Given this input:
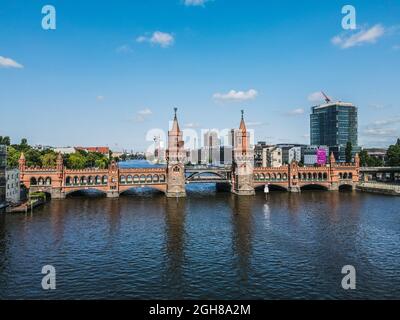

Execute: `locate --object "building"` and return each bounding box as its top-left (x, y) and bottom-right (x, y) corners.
top-left (6, 169), bottom-right (20, 204)
top-left (254, 141), bottom-right (267, 167)
top-left (310, 99), bottom-right (358, 162)
top-left (53, 147), bottom-right (76, 155)
top-left (0, 145), bottom-right (7, 212)
top-left (203, 130), bottom-right (221, 165)
top-left (276, 144), bottom-right (306, 164)
top-left (303, 145), bottom-right (329, 166)
top-left (288, 146), bottom-right (302, 164)
top-left (75, 146), bottom-right (110, 158)
top-left (364, 148), bottom-right (387, 164)
top-left (219, 146), bottom-right (233, 165)
top-left (263, 146), bottom-right (282, 168)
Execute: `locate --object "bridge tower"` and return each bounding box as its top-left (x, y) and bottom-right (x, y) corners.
top-left (52, 152), bottom-right (66, 199)
top-left (107, 160), bottom-right (119, 198)
top-left (231, 110), bottom-right (255, 196)
top-left (166, 108), bottom-right (186, 198)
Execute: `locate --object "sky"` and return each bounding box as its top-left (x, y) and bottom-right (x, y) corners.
top-left (1, 0), bottom-right (400, 151)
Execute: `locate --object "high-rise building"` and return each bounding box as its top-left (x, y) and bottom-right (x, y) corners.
top-left (310, 100), bottom-right (358, 162)
top-left (0, 145), bottom-right (7, 212)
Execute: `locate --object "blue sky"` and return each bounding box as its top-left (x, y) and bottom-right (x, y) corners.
top-left (1, 0), bottom-right (400, 151)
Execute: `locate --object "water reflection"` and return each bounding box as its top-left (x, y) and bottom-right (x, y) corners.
top-left (0, 188), bottom-right (399, 299)
top-left (230, 196), bottom-right (253, 284)
top-left (163, 198), bottom-right (186, 297)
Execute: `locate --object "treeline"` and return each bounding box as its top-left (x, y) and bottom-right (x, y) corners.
top-left (359, 138), bottom-right (400, 167)
top-left (0, 137), bottom-right (110, 170)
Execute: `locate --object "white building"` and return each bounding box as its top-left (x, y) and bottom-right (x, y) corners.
top-left (288, 147), bottom-right (302, 163)
top-left (263, 146), bottom-right (282, 167)
top-left (53, 147), bottom-right (76, 155)
top-left (6, 169), bottom-right (20, 204)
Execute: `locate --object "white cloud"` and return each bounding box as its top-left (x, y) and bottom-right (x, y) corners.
top-left (116, 45), bottom-right (133, 54)
top-left (246, 121), bottom-right (266, 127)
top-left (308, 91), bottom-right (325, 103)
top-left (286, 108), bottom-right (305, 116)
top-left (363, 128), bottom-right (397, 137)
top-left (0, 56), bottom-right (23, 68)
top-left (331, 24), bottom-right (385, 49)
top-left (371, 117), bottom-right (400, 126)
top-left (134, 108), bottom-right (153, 122)
top-left (183, 0), bottom-right (210, 6)
top-left (96, 95), bottom-right (105, 101)
top-left (213, 89), bottom-right (258, 102)
top-left (138, 108), bottom-right (153, 116)
top-left (136, 31), bottom-right (175, 48)
top-left (184, 122), bottom-right (200, 128)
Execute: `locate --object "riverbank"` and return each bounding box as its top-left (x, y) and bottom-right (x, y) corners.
top-left (357, 182), bottom-right (400, 196)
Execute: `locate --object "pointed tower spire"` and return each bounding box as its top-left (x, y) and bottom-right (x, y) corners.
top-left (330, 152), bottom-right (336, 164)
top-left (239, 109), bottom-right (247, 132)
top-left (19, 152), bottom-right (26, 172)
top-left (171, 107), bottom-right (180, 133)
top-left (354, 152), bottom-right (360, 167)
top-left (56, 152), bottom-right (64, 171)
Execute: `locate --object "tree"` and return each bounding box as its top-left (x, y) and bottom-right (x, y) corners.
top-left (95, 158), bottom-right (108, 169)
top-left (66, 152), bottom-right (87, 169)
top-left (41, 152), bottom-right (57, 167)
top-left (25, 148), bottom-right (42, 167)
top-left (345, 141), bottom-right (353, 163)
top-left (0, 136), bottom-right (11, 146)
top-left (6, 146), bottom-right (20, 169)
top-left (386, 142), bottom-right (400, 167)
top-left (359, 149), bottom-right (368, 167)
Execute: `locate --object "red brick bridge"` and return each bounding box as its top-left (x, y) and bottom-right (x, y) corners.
top-left (18, 110), bottom-right (360, 198)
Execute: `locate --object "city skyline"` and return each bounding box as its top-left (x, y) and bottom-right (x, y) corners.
top-left (1, 0), bottom-right (400, 150)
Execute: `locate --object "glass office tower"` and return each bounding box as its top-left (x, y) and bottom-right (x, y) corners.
top-left (310, 102), bottom-right (358, 162)
top-left (0, 145), bottom-right (6, 212)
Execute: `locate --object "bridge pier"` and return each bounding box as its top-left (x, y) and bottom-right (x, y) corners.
top-left (289, 186), bottom-right (301, 193)
top-left (51, 189), bottom-right (66, 199)
top-left (107, 191), bottom-right (120, 198)
top-left (329, 183), bottom-right (339, 191)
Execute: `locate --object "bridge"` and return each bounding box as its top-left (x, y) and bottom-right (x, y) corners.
top-left (19, 109), bottom-right (362, 198)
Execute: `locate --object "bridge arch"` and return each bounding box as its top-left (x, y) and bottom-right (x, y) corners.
top-left (300, 184), bottom-right (329, 191)
top-left (119, 185), bottom-right (166, 196)
top-left (255, 184), bottom-right (288, 192)
top-left (186, 171), bottom-right (226, 182)
top-left (65, 188), bottom-right (107, 198)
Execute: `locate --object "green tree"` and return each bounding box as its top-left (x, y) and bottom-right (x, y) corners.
top-left (95, 158), bottom-right (108, 169)
top-left (25, 148), bottom-right (42, 167)
top-left (41, 152), bottom-right (57, 167)
top-left (6, 146), bottom-right (20, 169)
top-left (0, 136), bottom-right (11, 145)
top-left (67, 152), bottom-right (87, 169)
top-left (386, 141), bottom-right (400, 167)
top-left (345, 141), bottom-right (353, 163)
top-left (359, 149), bottom-right (368, 167)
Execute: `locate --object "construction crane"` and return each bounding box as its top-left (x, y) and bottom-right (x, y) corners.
top-left (321, 91), bottom-right (332, 103)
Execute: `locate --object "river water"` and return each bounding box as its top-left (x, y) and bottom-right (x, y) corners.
top-left (0, 161), bottom-right (399, 299)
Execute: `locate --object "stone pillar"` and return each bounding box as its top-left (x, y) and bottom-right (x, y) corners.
top-left (51, 189), bottom-right (66, 199)
top-left (166, 108), bottom-right (186, 198)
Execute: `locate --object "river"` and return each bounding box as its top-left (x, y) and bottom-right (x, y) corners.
top-left (0, 161), bottom-right (399, 299)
